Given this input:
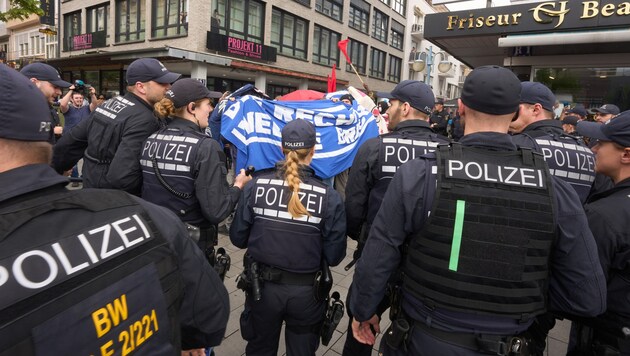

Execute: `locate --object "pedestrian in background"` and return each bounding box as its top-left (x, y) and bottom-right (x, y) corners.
top-left (230, 119), bottom-right (346, 356)
top-left (0, 64), bottom-right (229, 356)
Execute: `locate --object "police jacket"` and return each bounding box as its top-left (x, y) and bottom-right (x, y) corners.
top-left (49, 106), bottom-right (61, 144)
top-left (52, 92), bottom-right (161, 196)
top-left (585, 177), bottom-right (630, 321)
top-left (512, 120), bottom-right (596, 203)
top-left (140, 117), bottom-right (241, 228)
top-left (350, 132), bottom-right (606, 335)
top-left (230, 165), bottom-right (347, 273)
top-left (345, 120), bottom-right (448, 240)
top-left (0, 164), bottom-right (230, 354)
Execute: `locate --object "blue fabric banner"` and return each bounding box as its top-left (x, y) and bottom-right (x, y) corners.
top-left (221, 95), bottom-right (379, 179)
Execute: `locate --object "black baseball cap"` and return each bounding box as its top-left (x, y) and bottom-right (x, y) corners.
top-left (576, 110), bottom-right (630, 147)
top-left (166, 78), bottom-right (222, 108)
top-left (340, 94), bottom-right (353, 103)
top-left (435, 99), bottom-right (444, 105)
top-left (562, 115), bottom-right (579, 126)
top-left (592, 104), bottom-right (620, 115)
top-left (282, 119), bottom-right (316, 150)
top-left (461, 65), bottom-right (520, 115)
top-left (0, 64), bottom-right (52, 141)
top-left (126, 58), bottom-right (181, 84)
top-left (520, 81), bottom-right (555, 112)
top-left (568, 105), bottom-right (588, 117)
top-left (20, 62), bottom-right (72, 88)
top-left (376, 80), bottom-right (434, 114)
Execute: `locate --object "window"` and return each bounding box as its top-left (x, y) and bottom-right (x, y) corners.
top-left (390, 20), bottom-right (403, 50)
top-left (388, 55), bottom-right (401, 82)
top-left (379, 0), bottom-right (389, 5)
top-left (294, 0), bottom-right (310, 6)
top-left (392, 0), bottom-right (406, 16)
top-left (372, 9), bottom-right (388, 43)
top-left (215, 0), bottom-right (264, 43)
top-left (271, 8), bottom-right (308, 59)
top-left (315, 0), bottom-right (342, 21)
top-left (87, 3), bottom-right (109, 33)
top-left (348, 0), bottom-right (369, 34)
top-left (116, 0), bottom-right (145, 42)
top-left (346, 39), bottom-right (367, 74)
top-left (370, 48), bottom-right (386, 79)
top-left (152, 0), bottom-right (188, 37)
top-left (313, 25), bottom-right (340, 66)
top-left (63, 11), bottom-right (81, 51)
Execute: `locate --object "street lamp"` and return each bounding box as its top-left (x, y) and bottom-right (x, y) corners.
top-left (411, 46), bottom-right (453, 84)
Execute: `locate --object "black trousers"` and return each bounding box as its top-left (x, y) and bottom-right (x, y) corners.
top-left (342, 285), bottom-right (391, 356)
top-left (241, 282), bottom-right (325, 356)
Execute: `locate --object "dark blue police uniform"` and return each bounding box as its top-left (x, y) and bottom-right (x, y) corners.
top-left (140, 117), bottom-right (241, 246)
top-left (350, 132), bottom-right (607, 355)
top-left (53, 92), bottom-right (161, 195)
top-left (512, 120), bottom-right (596, 203)
top-left (230, 165), bottom-right (346, 356)
top-left (0, 164), bottom-right (230, 355)
top-left (343, 119), bottom-right (448, 355)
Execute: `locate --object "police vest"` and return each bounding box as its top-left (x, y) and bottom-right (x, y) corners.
top-left (403, 144), bottom-right (556, 321)
top-left (0, 189), bottom-right (183, 356)
top-left (246, 171), bottom-right (328, 273)
top-left (527, 131), bottom-right (595, 203)
top-left (140, 127), bottom-right (205, 225)
top-left (369, 131), bottom-right (443, 223)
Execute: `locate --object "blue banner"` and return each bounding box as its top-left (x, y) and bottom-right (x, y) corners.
top-left (221, 95), bottom-right (379, 179)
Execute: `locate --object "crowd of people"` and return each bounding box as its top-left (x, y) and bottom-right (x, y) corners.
top-left (1, 58), bottom-right (629, 356)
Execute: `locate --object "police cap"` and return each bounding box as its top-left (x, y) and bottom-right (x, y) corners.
top-left (577, 110), bottom-right (630, 147)
top-left (592, 104), bottom-right (620, 115)
top-left (0, 64), bottom-right (51, 141)
top-left (166, 78), bottom-right (222, 108)
top-left (20, 62), bottom-right (72, 88)
top-left (126, 58), bottom-right (181, 85)
top-left (461, 65), bottom-right (521, 115)
top-left (376, 80), bottom-right (434, 114)
top-left (520, 82), bottom-right (555, 112)
top-left (282, 119), bottom-right (316, 150)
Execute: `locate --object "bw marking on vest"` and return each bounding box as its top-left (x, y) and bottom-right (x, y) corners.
top-left (447, 160), bottom-right (545, 188)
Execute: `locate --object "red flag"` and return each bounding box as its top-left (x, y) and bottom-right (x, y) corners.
top-left (327, 63), bottom-right (337, 93)
top-left (337, 39), bottom-right (351, 64)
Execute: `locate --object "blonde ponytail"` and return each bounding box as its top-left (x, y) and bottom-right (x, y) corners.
top-left (282, 148), bottom-right (312, 218)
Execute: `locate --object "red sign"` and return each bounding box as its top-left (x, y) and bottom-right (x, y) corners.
top-left (73, 34), bottom-right (93, 50)
top-left (227, 37), bottom-right (263, 59)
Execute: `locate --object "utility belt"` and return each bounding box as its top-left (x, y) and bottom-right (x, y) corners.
top-left (186, 224), bottom-right (229, 281)
top-left (83, 151), bottom-right (111, 165)
top-left (385, 314), bottom-right (532, 355)
top-left (258, 264), bottom-right (318, 286)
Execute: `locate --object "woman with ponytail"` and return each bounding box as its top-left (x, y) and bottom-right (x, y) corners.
top-left (230, 119), bottom-right (347, 356)
top-left (139, 77), bottom-right (251, 254)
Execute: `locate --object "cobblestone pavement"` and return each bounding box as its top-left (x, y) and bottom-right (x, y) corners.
top-left (213, 233), bottom-right (570, 356)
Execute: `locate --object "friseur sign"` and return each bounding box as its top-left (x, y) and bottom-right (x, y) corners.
top-left (206, 32), bottom-right (277, 62)
top-left (425, 1), bottom-right (630, 38)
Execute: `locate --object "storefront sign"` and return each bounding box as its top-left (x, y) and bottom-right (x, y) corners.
top-left (39, 0), bottom-right (55, 26)
top-left (67, 31), bottom-right (106, 51)
top-left (206, 32), bottom-right (277, 62)
top-left (426, 1), bottom-right (630, 38)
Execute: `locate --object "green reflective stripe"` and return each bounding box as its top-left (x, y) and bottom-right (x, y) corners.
top-left (449, 200), bottom-right (466, 271)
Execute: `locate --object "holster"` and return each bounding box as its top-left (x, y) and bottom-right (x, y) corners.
top-left (314, 259), bottom-right (333, 302)
top-left (384, 318), bottom-right (411, 351)
top-left (320, 291), bottom-right (344, 346)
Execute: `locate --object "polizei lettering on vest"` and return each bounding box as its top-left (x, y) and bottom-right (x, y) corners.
top-left (446, 160), bottom-right (545, 188)
top-left (384, 144), bottom-right (431, 164)
top-left (142, 140), bottom-right (193, 162)
top-left (0, 214), bottom-right (151, 298)
top-left (539, 145), bottom-right (595, 173)
top-left (254, 186), bottom-right (323, 215)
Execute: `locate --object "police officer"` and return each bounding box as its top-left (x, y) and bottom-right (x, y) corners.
top-left (140, 78), bottom-right (251, 253)
top-left (0, 64), bottom-right (229, 355)
top-left (342, 80), bottom-right (448, 356)
top-left (230, 119), bottom-right (347, 356)
top-left (511, 81), bottom-right (596, 203)
top-left (429, 98), bottom-right (450, 136)
top-left (567, 113), bottom-right (630, 355)
top-left (20, 62), bottom-right (72, 143)
top-left (52, 58), bottom-right (181, 195)
top-left (350, 66), bottom-right (607, 355)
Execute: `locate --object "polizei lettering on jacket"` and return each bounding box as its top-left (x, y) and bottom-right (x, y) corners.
top-left (382, 138), bottom-right (439, 173)
top-left (142, 134), bottom-right (198, 162)
top-left (253, 178), bottom-right (325, 224)
top-left (447, 160), bottom-right (546, 189)
top-left (536, 139), bottom-right (595, 183)
top-left (0, 214), bottom-right (152, 308)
